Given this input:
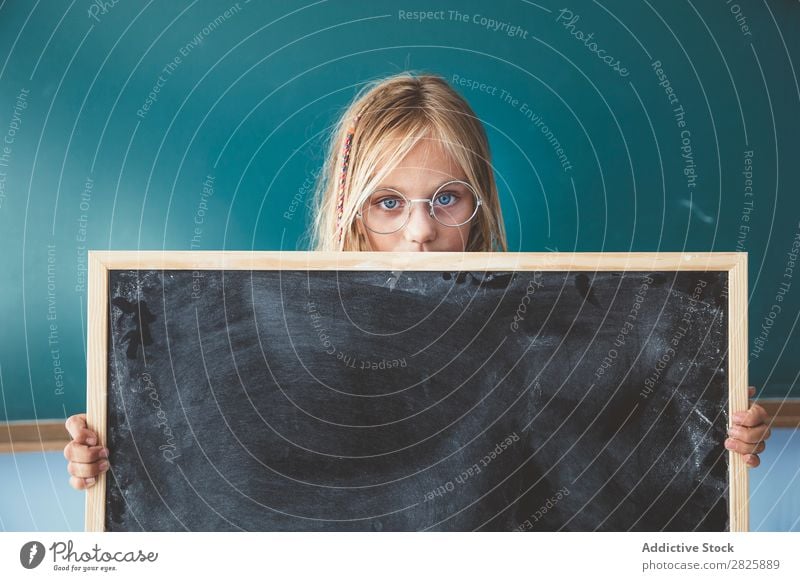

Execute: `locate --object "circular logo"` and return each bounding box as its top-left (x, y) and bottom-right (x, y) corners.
top-left (20, 541), bottom-right (45, 569)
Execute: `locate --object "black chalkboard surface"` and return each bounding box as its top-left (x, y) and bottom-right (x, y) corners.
top-left (85, 252), bottom-right (748, 532)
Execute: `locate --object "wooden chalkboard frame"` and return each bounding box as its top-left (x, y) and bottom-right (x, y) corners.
top-left (85, 251), bottom-right (749, 532)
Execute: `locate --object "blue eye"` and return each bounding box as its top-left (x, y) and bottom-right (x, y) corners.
top-left (434, 192), bottom-right (458, 206)
top-left (376, 196), bottom-right (403, 211)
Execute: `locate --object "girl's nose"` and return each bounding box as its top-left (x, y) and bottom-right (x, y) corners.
top-left (403, 202), bottom-right (437, 245)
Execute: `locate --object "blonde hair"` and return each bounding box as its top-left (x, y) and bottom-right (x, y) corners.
top-left (306, 71), bottom-right (508, 252)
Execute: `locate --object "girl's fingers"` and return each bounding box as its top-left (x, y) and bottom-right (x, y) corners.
top-left (64, 414), bottom-right (98, 446)
top-left (67, 459), bottom-right (109, 479)
top-left (744, 454), bottom-right (761, 468)
top-left (63, 441), bottom-right (108, 463)
top-left (69, 476), bottom-right (97, 490)
top-left (725, 438), bottom-right (766, 456)
top-left (64, 414), bottom-right (107, 489)
top-left (731, 404), bottom-right (769, 428)
top-left (727, 423), bottom-right (771, 444)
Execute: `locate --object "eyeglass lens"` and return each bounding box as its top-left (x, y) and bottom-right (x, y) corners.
top-left (359, 181), bottom-right (480, 234)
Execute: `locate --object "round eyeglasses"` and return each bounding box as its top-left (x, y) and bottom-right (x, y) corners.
top-left (356, 180), bottom-right (483, 235)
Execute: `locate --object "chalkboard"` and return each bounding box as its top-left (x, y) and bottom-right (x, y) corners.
top-left (85, 251), bottom-right (748, 531)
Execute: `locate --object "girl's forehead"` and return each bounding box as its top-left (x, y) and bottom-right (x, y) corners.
top-left (377, 138), bottom-right (467, 185)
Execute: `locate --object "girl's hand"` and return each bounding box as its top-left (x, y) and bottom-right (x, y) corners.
top-left (725, 386), bottom-right (772, 468)
top-left (64, 413), bottom-right (109, 489)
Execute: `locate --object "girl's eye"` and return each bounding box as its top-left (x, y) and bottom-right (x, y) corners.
top-left (434, 191), bottom-right (459, 206)
top-left (374, 196), bottom-right (404, 211)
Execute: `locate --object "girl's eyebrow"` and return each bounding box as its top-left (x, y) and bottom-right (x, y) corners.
top-left (376, 179), bottom-right (470, 191)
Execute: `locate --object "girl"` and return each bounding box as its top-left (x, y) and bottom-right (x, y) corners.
top-left (64, 71), bottom-right (771, 491)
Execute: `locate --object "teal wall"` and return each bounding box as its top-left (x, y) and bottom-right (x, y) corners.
top-left (0, 0), bottom-right (799, 422)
